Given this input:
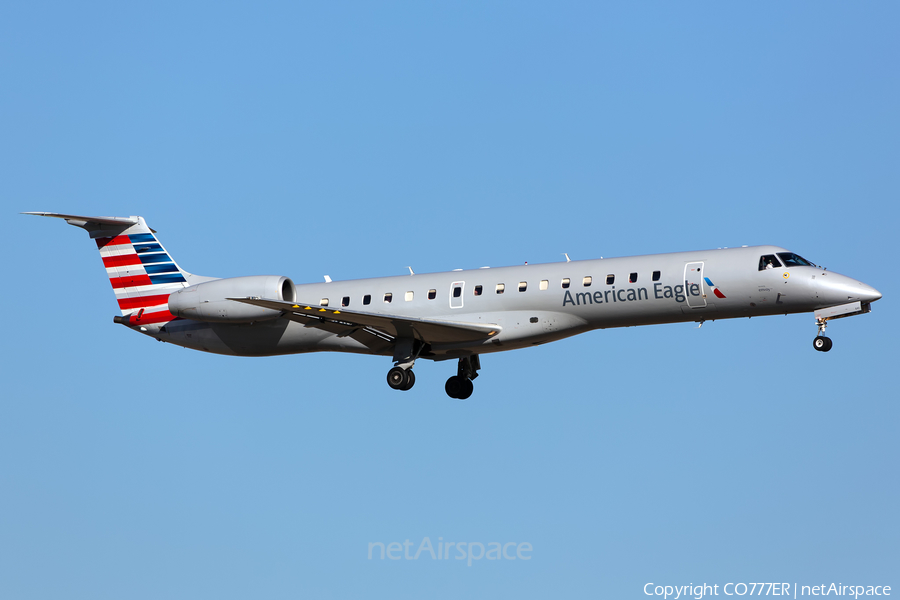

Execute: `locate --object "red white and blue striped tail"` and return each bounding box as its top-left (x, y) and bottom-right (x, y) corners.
top-left (24, 212), bottom-right (192, 325)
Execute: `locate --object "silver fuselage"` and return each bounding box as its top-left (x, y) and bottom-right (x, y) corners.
top-left (151, 245), bottom-right (881, 359)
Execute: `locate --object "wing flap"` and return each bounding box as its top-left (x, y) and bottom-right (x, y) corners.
top-left (228, 297), bottom-right (501, 344)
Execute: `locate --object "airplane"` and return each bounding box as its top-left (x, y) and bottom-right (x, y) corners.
top-left (25, 212), bottom-right (882, 399)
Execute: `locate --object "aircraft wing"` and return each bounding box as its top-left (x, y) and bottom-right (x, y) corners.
top-left (227, 297), bottom-right (501, 345)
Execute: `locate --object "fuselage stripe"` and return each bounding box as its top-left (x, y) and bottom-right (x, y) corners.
top-left (130, 309), bottom-right (179, 325)
top-left (149, 273), bottom-right (187, 284)
top-left (144, 263), bottom-right (179, 274)
top-left (134, 243), bottom-right (163, 253)
top-left (95, 235), bottom-right (131, 248)
top-left (138, 253), bottom-right (172, 264)
top-left (117, 294), bottom-right (172, 310)
top-left (128, 233), bottom-right (157, 243)
top-left (110, 274), bottom-right (153, 289)
top-left (102, 254), bottom-right (143, 268)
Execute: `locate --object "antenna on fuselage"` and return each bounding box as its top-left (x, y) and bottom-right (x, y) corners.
top-left (563, 253), bottom-right (571, 263)
top-left (324, 275), bottom-right (332, 283)
top-left (407, 266), bottom-right (415, 275)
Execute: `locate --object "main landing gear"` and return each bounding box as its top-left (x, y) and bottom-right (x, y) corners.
top-left (386, 338), bottom-right (421, 391)
top-left (813, 317), bottom-right (833, 352)
top-left (384, 341), bottom-right (481, 398)
top-left (387, 366), bottom-right (416, 391)
top-left (445, 355), bottom-right (480, 400)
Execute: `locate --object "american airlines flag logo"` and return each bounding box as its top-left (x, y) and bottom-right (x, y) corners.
top-left (96, 232), bottom-right (186, 324)
top-left (704, 277), bottom-right (726, 299)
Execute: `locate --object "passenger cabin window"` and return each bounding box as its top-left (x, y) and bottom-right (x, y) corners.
top-left (384, 293), bottom-right (393, 303)
top-left (629, 272), bottom-right (638, 283)
top-left (561, 278), bottom-right (570, 289)
top-left (583, 276), bottom-right (592, 287)
top-left (540, 280), bottom-right (549, 290)
top-left (363, 294), bottom-right (371, 305)
top-left (652, 271), bottom-right (661, 282)
top-left (777, 252), bottom-right (815, 268)
top-left (606, 274), bottom-right (615, 285)
top-left (428, 289), bottom-right (436, 300)
top-left (405, 291), bottom-right (414, 301)
top-left (474, 285), bottom-right (483, 296)
top-left (496, 283), bottom-right (505, 294)
top-left (453, 287), bottom-right (462, 298)
top-left (341, 296), bottom-right (350, 307)
top-left (759, 255), bottom-right (782, 271)
top-left (320, 298), bottom-right (329, 306)
top-left (519, 281), bottom-right (527, 292)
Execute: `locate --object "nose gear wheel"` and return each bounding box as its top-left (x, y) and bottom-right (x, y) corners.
top-left (813, 318), bottom-right (833, 352)
top-left (813, 336), bottom-right (832, 352)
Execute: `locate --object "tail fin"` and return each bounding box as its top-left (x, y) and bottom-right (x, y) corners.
top-left (25, 212), bottom-right (201, 325)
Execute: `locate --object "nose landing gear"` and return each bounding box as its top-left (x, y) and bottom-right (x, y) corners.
top-left (445, 355), bottom-right (480, 399)
top-left (813, 336), bottom-right (833, 352)
top-left (813, 317), bottom-right (833, 352)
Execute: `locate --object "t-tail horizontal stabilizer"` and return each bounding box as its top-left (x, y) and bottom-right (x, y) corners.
top-left (22, 212), bottom-right (156, 233)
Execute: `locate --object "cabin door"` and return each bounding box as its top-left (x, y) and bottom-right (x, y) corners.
top-left (684, 262), bottom-right (707, 308)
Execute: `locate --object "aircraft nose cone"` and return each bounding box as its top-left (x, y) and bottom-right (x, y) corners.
top-left (846, 278), bottom-right (882, 303)
top-left (818, 273), bottom-right (882, 304)
top-left (860, 283), bottom-right (882, 303)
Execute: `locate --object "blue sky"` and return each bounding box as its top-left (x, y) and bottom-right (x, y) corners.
top-left (1, 2), bottom-right (897, 598)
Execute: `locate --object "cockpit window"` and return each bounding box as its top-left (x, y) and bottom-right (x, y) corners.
top-left (777, 252), bottom-right (815, 267)
top-left (759, 255), bottom-right (782, 271)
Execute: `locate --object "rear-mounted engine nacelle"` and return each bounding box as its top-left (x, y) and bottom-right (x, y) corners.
top-left (168, 275), bottom-right (296, 323)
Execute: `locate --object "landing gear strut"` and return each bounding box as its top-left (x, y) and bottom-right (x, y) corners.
top-left (446, 355), bottom-right (480, 399)
top-left (813, 318), bottom-right (833, 352)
